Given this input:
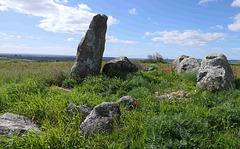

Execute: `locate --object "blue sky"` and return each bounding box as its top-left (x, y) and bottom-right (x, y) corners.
top-left (0, 0), bottom-right (240, 59)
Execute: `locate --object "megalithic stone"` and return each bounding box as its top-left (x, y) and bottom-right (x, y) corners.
top-left (71, 14), bottom-right (108, 79)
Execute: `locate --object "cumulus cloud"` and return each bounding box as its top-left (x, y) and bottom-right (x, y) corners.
top-left (228, 0), bottom-right (240, 32)
top-left (0, 5), bottom-right (7, 11)
top-left (231, 0), bottom-right (240, 7)
top-left (210, 25), bottom-right (223, 30)
top-left (145, 30), bottom-right (226, 46)
top-left (0, 0), bottom-right (119, 34)
top-left (198, 0), bottom-right (218, 5)
top-left (129, 8), bottom-right (137, 15)
top-left (106, 35), bottom-right (140, 44)
top-left (228, 14), bottom-right (240, 31)
top-left (54, 0), bottom-right (68, 4)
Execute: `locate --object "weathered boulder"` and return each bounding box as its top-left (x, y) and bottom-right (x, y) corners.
top-left (0, 113), bottom-right (39, 138)
top-left (117, 96), bottom-right (139, 109)
top-left (102, 56), bottom-right (138, 74)
top-left (177, 57), bottom-right (200, 74)
top-left (197, 53), bottom-right (235, 91)
top-left (66, 103), bottom-right (91, 120)
top-left (80, 102), bottom-right (121, 137)
top-left (173, 55), bottom-right (200, 74)
top-left (173, 55), bottom-right (189, 70)
top-left (70, 14), bottom-right (108, 79)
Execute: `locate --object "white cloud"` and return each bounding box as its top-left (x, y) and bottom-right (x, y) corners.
top-left (77, 4), bottom-right (92, 11)
top-left (210, 25), bottom-right (223, 30)
top-left (129, 8), bottom-right (137, 15)
top-left (0, 0), bottom-right (119, 34)
top-left (198, 0), bottom-right (218, 5)
top-left (108, 16), bottom-right (120, 25)
top-left (228, 14), bottom-right (240, 32)
top-left (228, 0), bottom-right (240, 32)
top-left (146, 30), bottom-right (226, 46)
top-left (0, 5), bottom-right (7, 11)
top-left (106, 35), bottom-right (140, 44)
top-left (231, 0), bottom-right (240, 7)
top-left (64, 37), bottom-right (75, 42)
top-left (54, 0), bottom-right (68, 4)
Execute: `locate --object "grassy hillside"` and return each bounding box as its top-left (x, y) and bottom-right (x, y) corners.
top-left (1, 61), bottom-right (240, 148)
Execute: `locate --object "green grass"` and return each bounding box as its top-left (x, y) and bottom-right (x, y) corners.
top-left (1, 61), bottom-right (240, 148)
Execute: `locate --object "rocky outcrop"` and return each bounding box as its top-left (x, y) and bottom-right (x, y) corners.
top-left (102, 56), bottom-right (138, 74)
top-left (173, 55), bottom-right (200, 74)
top-left (80, 102), bottom-right (121, 137)
top-left (0, 113), bottom-right (39, 138)
top-left (70, 14), bottom-right (108, 79)
top-left (66, 103), bottom-right (91, 120)
top-left (197, 53), bottom-right (235, 91)
top-left (117, 96), bottom-right (140, 109)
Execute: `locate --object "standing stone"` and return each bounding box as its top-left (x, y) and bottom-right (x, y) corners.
top-left (102, 56), bottom-right (138, 74)
top-left (197, 53), bottom-right (235, 92)
top-left (70, 14), bottom-right (108, 79)
top-left (173, 55), bottom-right (200, 74)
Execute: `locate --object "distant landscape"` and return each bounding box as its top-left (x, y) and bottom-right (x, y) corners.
top-left (0, 54), bottom-right (115, 62)
top-left (1, 53), bottom-right (240, 64)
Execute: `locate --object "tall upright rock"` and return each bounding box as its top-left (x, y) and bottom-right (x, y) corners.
top-left (71, 14), bottom-right (108, 79)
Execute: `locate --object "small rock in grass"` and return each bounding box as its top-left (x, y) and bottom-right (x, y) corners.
top-left (66, 103), bottom-right (91, 120)
top-left (0, 113), bottom-right (39, 138)
top-left (155, 91), bottom-right (190, 101)
top-left (117, 96), bottom-right (140, 109)
top-left (80, 102), bottom-right (121, 138)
